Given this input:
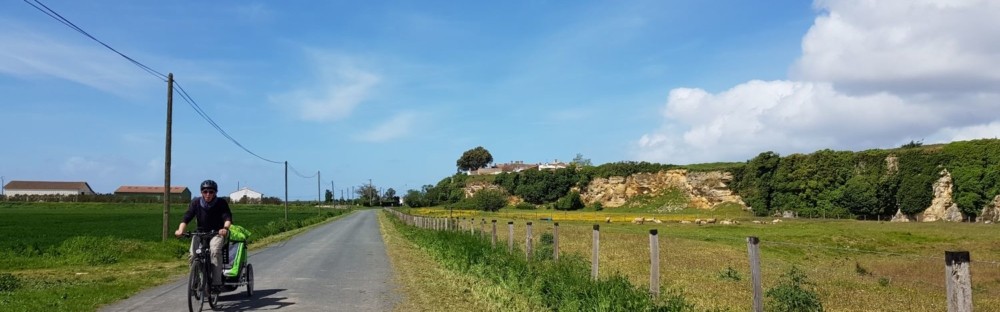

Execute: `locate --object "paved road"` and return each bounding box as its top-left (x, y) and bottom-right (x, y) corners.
top-left (102, 209), bottom-right (399, 311)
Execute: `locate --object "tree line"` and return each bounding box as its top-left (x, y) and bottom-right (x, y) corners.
top-left (734, 139), bottom-right (1000, 219)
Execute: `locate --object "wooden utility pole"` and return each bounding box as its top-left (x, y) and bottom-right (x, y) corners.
top-left (284, 161), bottom-right (288, 221)
top-left (162, 73), bottom-right (173, 242)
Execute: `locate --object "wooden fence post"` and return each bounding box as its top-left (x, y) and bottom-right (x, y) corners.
top-left (650, 229), bottom-right (659, 297)
top-left (553, 222), bottom-right (559, 261)
top-left (747, 236), bottom-right (763, 312)
top-left (592, 224), bottom-right (600, 280)
top-left (526, 222), bottom-right (533, 260)
top-left (481, 218), bottom-right (486, 238)
top-left (491, 220), bottom-right (497, 247)
top-left (508, 221), bottom-right (514, 253)
top-left (945, 251), bottom-right (973, 312)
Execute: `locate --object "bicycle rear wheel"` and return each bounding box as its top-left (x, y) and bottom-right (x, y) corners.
top-left (188, 262), bottom-right (205, 312)
top-left (245, 263), bottom-right (254, 297)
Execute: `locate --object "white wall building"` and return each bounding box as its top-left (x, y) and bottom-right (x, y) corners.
top-left (229, 187), bottom-right (263, 203)
top-left (3, 181), bottom-right (95, 196)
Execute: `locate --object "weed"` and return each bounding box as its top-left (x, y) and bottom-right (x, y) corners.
top-left (718, 266), bottom-right (741, 281)
top-left (854, 262), bottom-right (871, 276)
top-left (766, 266), bottom-right (823, 312)
top-left (878, 277), bottom-right (890, 287)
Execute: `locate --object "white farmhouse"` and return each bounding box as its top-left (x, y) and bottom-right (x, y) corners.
top-left (229, 187), bottom-right (263, 203)
top-left (3, 180), bottom-right (95, 196)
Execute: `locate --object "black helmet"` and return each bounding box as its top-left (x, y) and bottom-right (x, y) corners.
top-left (200, 180), bottom-right (218, 191)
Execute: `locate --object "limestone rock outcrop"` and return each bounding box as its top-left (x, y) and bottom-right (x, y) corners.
top-left (919, 169), bottom-right (964, 222)
top-left (979, 195), bottom-right (1000, 223)
top-left (580, 170), bottom-right (745, 210)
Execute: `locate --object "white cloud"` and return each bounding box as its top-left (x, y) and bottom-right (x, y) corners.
top-left (636, 0), bottom-right (1000, 164)
top-left (356, 112), bottom-right (419, 142)
top-left (270, 51), bottom-right (380, 122)
top-left (61, 156), bottom-right (119, 178)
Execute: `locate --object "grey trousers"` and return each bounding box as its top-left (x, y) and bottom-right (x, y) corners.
top-left (190, 235), bottom-right (226, 285)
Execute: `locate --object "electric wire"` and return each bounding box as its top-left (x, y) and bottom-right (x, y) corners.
top-left (25, 0), bottom-right (289, 166)
top-left (289, 165), bottom-right (318, 179)
top-left (24, 0), bottom-right (168, 81)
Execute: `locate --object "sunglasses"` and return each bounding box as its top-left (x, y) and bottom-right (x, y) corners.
top-left (201, 190), bottom-right (216, 194)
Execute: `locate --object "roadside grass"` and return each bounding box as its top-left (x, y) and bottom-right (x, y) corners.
top-left (377, 211), bottom-right (542, 312)
top-left (0, 202), bottom-right (352, 311)
top-left (383, 210), bottom-right (701, 311)
top-left (403, 208), bottom-right (1000, 311)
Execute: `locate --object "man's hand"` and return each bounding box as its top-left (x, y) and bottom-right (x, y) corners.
top-left (174, 229), bottom-right (184, 238)
top-left (219, 228), bottom-right (229, 237)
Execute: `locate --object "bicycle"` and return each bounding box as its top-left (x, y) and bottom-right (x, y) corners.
top-left (182, 231), bottom-right (254, 312)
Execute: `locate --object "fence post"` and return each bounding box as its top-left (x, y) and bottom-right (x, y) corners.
top-left (508, 221), bottom-right (514, 253)
top-left (526, 222), bottom-right (533, 260)
top-left (650, 229), bottom-right (659, 297)
top-left (553, 222), bottom-right (559, 261)
top-left (945, 251), bottom-right (973, 312)
top-left (470, 218), bottom-right (475, 235)
top-left (592, 224), bottom-right (600, 280)
top-left (747, 236), bottom-right (763, 312)
top-left (481, 218), bottom-right (486, 238)
top-left (492, 220), bottom-right (497, 247)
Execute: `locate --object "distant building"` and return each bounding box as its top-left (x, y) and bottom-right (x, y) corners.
top-left (467, 161), bottom-right (540, 175)
top-left (3, 180), bottom-right (95, 196)
top-left (539, 160), bottom-right (568, 170)
top-left (229, 187), bottom-right (263, 204)
top-left (115, 186), bottom-right (191, 202)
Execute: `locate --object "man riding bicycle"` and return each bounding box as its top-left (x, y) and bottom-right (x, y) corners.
top-left (174, 179), bottom-right (233, 287)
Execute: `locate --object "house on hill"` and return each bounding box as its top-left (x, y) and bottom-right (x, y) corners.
top-left (3, 180), bottom-right (95, 196)
top-left (229, 187), bottom-right (263, 204)
top-left (115, 186), bottom-right (191, 202)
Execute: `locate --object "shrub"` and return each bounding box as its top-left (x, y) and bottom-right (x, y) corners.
top-left (766, 266), bottom-right (823, 312)
top-left (514, 202), bottom-right (536, 210)
top-left (0, 273), bottom-right (21, 292)
top-left (554, 191), bottom-right (584, 211)
top-left (473, 189), bottom-right (507, 212)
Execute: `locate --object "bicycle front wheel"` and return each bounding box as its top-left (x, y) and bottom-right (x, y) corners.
top-left (188, 262), bottom-right (205, 312)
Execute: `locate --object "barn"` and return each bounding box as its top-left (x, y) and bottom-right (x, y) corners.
top-left (114, 186), bottom-right (192, 202)
top-left (229, 187), bottom-right (263, 204)
top-left (3, 180), bottom-right (95, 196)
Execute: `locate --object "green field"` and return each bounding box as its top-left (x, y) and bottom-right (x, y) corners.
top-left (0, 201), bottom-right (350, 311)
top-left (402, 206), bottom-right (1000, 311)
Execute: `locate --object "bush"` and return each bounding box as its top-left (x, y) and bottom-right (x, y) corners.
top-left (514, 202), bottom-right (536, 210)
top-left (766, 266), bottom-right (823, 312)
top-left (0, 273), bottom-right (21, 292)
top-left (472, 189), bottom-right (507, 212)
top-left (554, 191), bottom-right (584, 211)
top-left (719, 266), bottom-right (741, 281)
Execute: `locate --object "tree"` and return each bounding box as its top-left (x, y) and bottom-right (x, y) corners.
top-left (324, 189), bottom-right (333, 203)
top-left (473, 189), bottom-right (507, 212)
top-left (457, 146), bottom-right (494, 172)
top-left (383, 188), bottom-right (397, 201)
top-left (571, 153), bottom-right (593, 167)
top-left (355, 184), bottom-right (379, 206)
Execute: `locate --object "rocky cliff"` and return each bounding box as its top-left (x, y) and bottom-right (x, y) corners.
top-left (892, 169), bottom-right (965, 222)
top-left (580, 169), bottom-right (745, 210)
top-left (979, 195), bottom-right (1000, 223)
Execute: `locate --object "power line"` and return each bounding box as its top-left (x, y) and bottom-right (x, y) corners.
top-left (288, 165), bottom-right (317, 179)
top-left (25, 0), bottom-right (284, 165)
top-left (24, 0), bottom-right (168, 81)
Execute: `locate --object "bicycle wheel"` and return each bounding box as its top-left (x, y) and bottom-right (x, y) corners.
top-left (188, 262), bottom-right (205, 312)
top-left (245, 263), bottom-right (254, 297)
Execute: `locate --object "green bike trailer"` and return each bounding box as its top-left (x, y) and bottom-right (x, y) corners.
top-left (223, 225), bottom-right (251, 278)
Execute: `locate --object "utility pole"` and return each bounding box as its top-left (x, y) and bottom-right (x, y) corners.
top-left (317, 171), bottom-right (321, 215)
top-left (162, 73), bottom-right (173, 242)
top-left (369, 179), bottom-right (373, 207)
top-left (284, 161), bottom-right (288, 221)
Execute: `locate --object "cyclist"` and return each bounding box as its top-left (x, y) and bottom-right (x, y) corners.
top-left (174, 179), bottom-right (233, 287)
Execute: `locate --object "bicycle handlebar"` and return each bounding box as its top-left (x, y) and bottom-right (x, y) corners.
top-left (181, 230), bottom-right (219, 238)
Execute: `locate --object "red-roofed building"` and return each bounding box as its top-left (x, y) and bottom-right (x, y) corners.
top-left (3, 180), bottom-right (95, 196)
top-left (114, 186), bottom-right (191, 202)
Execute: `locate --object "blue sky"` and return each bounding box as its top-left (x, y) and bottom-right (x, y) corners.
top-left (2, 1), bottom-right (998, 200)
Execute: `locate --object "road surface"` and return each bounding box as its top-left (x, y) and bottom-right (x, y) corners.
top-left (102, 209), bottom-right (399, 311)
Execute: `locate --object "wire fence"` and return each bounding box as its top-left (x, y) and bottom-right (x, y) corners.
top-left (386, 209), bottom-right (1000, 312)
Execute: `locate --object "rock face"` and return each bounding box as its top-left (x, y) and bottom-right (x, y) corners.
top-left (463, 181), bottom-right (502, 198)
top-left (894, 169), bottom-right (966, 222)
top-left (580, 170), bottom-right (745, 210)
top-left (919, 169), bottom-right (965, 222)
top-left (979, 195), bottom-right (1000, 223)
